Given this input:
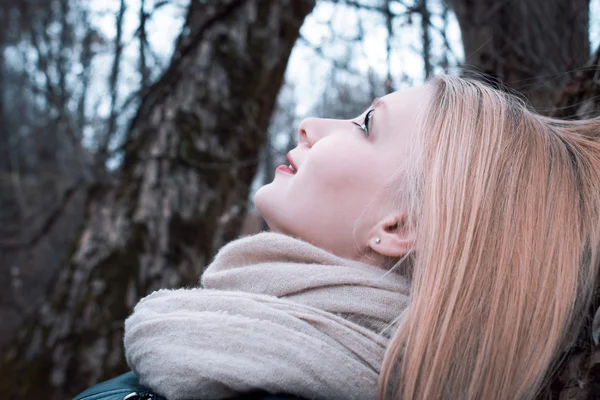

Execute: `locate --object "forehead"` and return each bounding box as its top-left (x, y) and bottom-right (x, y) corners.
top-left (379, 84), bottom-right (431, 109)
top-left (375, 84), bottom-right (431, 135)
top-left (372, 85), bottom-right (431, 161)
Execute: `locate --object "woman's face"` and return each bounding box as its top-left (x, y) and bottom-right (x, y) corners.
top-left (254, 84), bottom-right (430, 263)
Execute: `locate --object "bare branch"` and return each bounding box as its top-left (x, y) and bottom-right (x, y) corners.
top-left (416, 0), bottom-right (432, 79)
top-left (97, 0), bottom-right (126, 166)
top-left (298, 34), bottom-right (362, 75)
top-left (139, 0), bottom-right (151, 93)
top-left (0, 178), bottom-right (83, 249)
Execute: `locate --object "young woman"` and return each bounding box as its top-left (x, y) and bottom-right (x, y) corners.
top-left (108, 75), bottom-right (600, 400)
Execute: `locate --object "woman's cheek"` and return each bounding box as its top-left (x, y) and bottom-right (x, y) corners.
top-left (307, 162), bottom-right (356, 191)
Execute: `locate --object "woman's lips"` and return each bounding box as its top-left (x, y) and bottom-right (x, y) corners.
top-left (276, 165), bottom-right (295, 175)
top-left (286, 152), bottom-right (298, 172)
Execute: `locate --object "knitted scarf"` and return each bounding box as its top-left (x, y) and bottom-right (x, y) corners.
top-left (124, 232), bottom-right (411, 400)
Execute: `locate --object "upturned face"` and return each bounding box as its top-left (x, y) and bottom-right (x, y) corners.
top-left (254, 84), bottom-right (430, 263)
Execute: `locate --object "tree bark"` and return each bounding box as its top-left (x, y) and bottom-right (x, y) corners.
top-left (445, 2), bottom-right (598, 395)
top-left (533, 46), bottom-right (600, 400)
top-left (0, 0), bottom-right (315, 398)
top-left (446, 0), bottom-right (590, 113)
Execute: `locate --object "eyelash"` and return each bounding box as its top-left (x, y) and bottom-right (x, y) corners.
top-left (353, 109), bottom-right (374, 137)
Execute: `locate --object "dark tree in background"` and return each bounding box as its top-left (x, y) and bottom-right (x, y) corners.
top-left (447, 0), bottom-right (590, 113)
top-left (0, 0), bottom-right (94, 352)
top-left (542, 49), bottom-right (600, 400)
top-left (0, 0), bottom-right (315, 398)
top-left (444, 1), bottom-right (600, 397)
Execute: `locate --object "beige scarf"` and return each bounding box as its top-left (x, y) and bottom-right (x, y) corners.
top-left (124, 232), bottom-right (411, 400)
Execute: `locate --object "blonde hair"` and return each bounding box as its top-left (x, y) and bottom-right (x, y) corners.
top-left (377, 75), bottom-right (600, 399)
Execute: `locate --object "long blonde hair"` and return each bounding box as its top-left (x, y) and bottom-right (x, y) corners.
top-left (378, 75), bottom-right (600, 399)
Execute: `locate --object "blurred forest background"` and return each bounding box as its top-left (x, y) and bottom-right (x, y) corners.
top-left (0, 0), bottom-right (599, 398)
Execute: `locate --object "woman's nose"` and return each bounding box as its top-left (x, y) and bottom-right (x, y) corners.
top-left (297, 117), bottom-right (333, 146)
top-left (297, 117), bottom-right (315, 146)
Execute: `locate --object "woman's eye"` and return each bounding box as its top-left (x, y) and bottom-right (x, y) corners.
top-left (353, 109), bottom-right (374, 137)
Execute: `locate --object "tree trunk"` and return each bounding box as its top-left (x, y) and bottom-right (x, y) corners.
top-left (0, 0), bottom-right (315, 398)
top-left (446, 2), bottom-right (598, 396)
top-left (532, 46), bottom-right (600, 400)
top-left (446, 0), bottom-right (590, 113)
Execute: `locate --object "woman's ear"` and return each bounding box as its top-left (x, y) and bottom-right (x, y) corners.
top-left (369, 214), bottom-right (415, 258)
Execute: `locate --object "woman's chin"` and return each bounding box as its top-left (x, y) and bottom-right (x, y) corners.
top-left (253, 185), bottom-right (269, 213)
top-left (253, 187), bottom-right (275, 227)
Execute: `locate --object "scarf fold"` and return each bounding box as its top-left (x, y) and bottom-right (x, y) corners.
top-left (124, 232), bottom-right (411, 400)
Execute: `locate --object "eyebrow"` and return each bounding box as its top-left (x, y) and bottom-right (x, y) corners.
top-left (370, 97), bottom-right (383, 109)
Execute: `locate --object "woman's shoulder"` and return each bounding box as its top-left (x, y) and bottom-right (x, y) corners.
top-left (72, 371), bottom-right (307, 400)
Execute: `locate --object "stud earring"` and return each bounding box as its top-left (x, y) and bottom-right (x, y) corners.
top-left (374, 238), bottom-right (381, 244)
